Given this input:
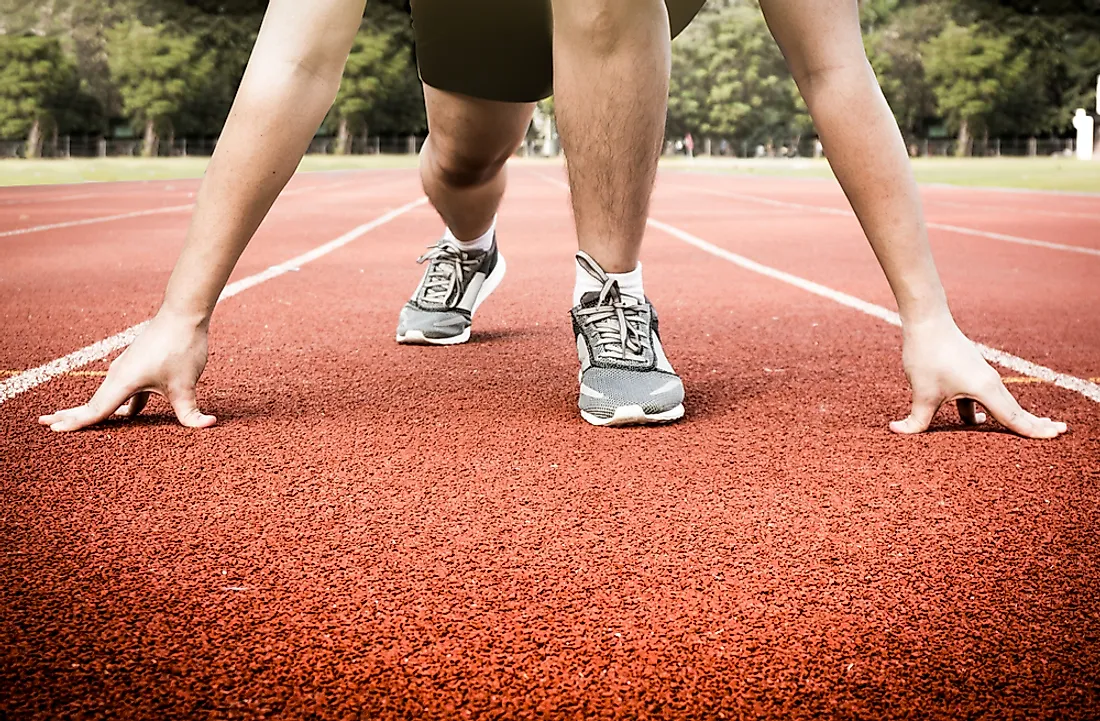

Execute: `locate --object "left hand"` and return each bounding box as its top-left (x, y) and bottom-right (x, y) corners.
top-left (890, 318), bottom-right (1068, 439)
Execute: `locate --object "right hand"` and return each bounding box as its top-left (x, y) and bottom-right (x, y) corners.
top-left (38, 312), bottom-right (217, 432)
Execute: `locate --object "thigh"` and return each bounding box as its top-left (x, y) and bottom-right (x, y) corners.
top-left (423, 84), bottom-right (536, 163)
top-left (412, 0), bottom-right (554, 103)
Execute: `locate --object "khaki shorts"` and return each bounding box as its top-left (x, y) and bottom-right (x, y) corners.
top-left (409, 0), bottom-right (706, 103)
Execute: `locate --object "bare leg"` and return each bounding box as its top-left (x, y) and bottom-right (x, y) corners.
top-left (419, 85), bottom-right (535, 240)
top-left (550, 0), bottom-right (671, 272)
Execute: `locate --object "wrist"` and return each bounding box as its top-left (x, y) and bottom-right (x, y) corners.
top-left (899, 301), bottom-right (953, 330)
top-left (156, 301), bottom-right (213, 330)
top-left (895, 281), bottom-right (952, 329)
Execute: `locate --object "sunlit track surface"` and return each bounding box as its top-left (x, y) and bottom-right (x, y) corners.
top-left (2, 169), bottom-right (1098, 719)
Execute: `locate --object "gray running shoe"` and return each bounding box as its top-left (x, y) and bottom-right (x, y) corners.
top-left (570, 251), bottom-right (685, 427)
top-left (396, 236), bottom-right (506, 345)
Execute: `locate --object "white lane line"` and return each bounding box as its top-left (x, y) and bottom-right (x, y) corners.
top-left (535, 172), bottom-right (1100, 405)
top-left (0, 204), bottom-right (195, 238)
top-left (648, 218), bottom-right (1100, 405)
top-left (675, 185), bottom-right (1100, 258)
top-left (0, 197), bottom-right (428, 406)
top-left (0, 177), bottom-right (379, 239)
top-left (923, 198), bottom-right (1100, 222)
top-left (661, 168), bottom-right (1100, 199)
top-left (921, 181), bottom-right (1100, 200)
top-left (0, 193), bottom-right (102, 207)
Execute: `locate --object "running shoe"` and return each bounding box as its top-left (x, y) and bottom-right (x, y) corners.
top-left (570, 251), bottom-right (685, 426)
top-left (396, 236), bottom-right (506, 345)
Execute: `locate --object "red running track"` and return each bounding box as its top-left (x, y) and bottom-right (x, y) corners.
top-left (1, 167), bottom-right (1098, 719)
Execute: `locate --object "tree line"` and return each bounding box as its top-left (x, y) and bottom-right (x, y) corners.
top-left (0, 0), bottom-right (423, 157)
top-left (669, 0), bottom-right (1100, 155)
top-left (1, 0), bottom-right (1098, 158)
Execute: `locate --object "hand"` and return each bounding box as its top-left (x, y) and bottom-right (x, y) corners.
top-left (38, 312), bottom-right (217, 432)
top-left (890, 318), bottom-right (1068, 439)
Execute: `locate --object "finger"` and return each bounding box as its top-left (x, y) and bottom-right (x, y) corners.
top-left (40, 378), bottom-right (139, 432)
top-left (977, 383), bottom-right (1066, 439)
top-left (114, 391), bottom-right (151, 418)
top-left (889, 396), bottom-right (942, 435)
top-left (167, 386), bottom-right (217, 429)
top-left (956, 398), bottom-right (987, 426)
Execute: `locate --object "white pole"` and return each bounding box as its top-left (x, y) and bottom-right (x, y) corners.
top-left (1073, 109), bottom-right (1094, 161)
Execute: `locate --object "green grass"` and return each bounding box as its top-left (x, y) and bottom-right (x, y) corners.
top-left (2, 154), bottom-right (1098, 193)
top-left (659, 156), bottom-right (1100, 193)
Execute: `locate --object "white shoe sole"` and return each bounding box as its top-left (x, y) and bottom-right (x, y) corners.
top-left (396, 253), bottom-right (507, 346)
top-left (581, 403), bottom-right (685, 428)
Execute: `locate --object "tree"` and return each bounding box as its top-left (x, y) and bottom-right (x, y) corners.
top-left (106, 21), bottom-right (213, 156)
top-left (863, 3), bottom-right (947, 141)
top-left (922, 22), bottom-right (1029, 154)
top-left (669, 4), bottom-right (811, 152)
top-left (0, 35), bottom-right (78, 156)
top-left (330, 31), bottom-right (404, 154)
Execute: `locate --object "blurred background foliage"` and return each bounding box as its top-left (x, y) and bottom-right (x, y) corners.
top-left (0, 0), bottom-right (1097, 157)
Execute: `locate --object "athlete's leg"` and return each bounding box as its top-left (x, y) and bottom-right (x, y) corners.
top-left (397, 86), bottom-right (534, 345)
top-left (419, 85), bottom-right (535, 240)
top-left (549, 0), bottom-right (671, 273)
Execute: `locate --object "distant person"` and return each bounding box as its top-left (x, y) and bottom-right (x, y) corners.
top-left (41, 0), bottom-right (1066, 440)
top-left (684, 132), bottom-right (695, 157)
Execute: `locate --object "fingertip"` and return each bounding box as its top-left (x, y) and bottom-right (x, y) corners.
top-left (180, 411), bottom-right (217, 429)
top-left (49, 422), bottom-right (69, 433)
top-left (975, 412), bottom-right (987, 425)
top-left (38, 414), bottom-right (55, 425)
top-left (889, 419), bottom-right (919, 435)
top-left (1055, 421), bottom-right (1068, 434)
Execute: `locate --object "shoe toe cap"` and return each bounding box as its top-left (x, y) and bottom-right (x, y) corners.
top-left (579, 367), bottom-right (684, 416)
top-left (397, 306), bottom-right (471, 339)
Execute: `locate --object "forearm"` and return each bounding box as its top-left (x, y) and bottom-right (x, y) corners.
top-left (798, 64), bottom-right (950, 326)
top-left (157, 0), bottom-right (366, 324)
top-left (159, 63), bottom-right (341, 323)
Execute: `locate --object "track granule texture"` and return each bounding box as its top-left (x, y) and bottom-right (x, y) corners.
top-left (2, 169), bottom-right (1098, 719)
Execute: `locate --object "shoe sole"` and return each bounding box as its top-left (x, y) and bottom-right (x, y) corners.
top-left (581, 403), bottom-right (685, 427)
top-left (396, 253), bottom-right (507, 346)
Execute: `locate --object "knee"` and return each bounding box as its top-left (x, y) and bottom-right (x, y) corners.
top-left (425, 139), bottom-right (510, 189)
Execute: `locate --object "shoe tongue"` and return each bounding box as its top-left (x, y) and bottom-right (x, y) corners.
top-left (580, 280), bottom-right (643, 309)
top-left (579, 290), bottom-right (604, 308)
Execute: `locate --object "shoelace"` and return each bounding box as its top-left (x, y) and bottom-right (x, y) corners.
top-left (576, 278), bottom-right (651, 363)
top-left (415, 243), bottom-right (481, 307)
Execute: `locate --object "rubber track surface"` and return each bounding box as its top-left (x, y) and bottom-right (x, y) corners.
top-left (2, 168), bottom-right (1098, 719)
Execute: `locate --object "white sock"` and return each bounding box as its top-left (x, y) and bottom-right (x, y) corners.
top-left (444, 215), bottom-right (496, 253)
top-left (573, 258), bottom-right (645, 306)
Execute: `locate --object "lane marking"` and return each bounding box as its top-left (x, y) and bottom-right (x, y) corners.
top-left (673, 185), bottom-right (1100, 258)
top-left (923, 198), bottom-right (1100, 222)
top-left (0, 193), bottom-right (101, 207)
top-left (0, 197), bottom-right (428, 406)
top-left (662, 168), bottom-right (1100, 199)
top-left (647, 218), bottom-right (1100, 405)
top-left (0, 205), bottom-right (195, 238)
top-left (0, 177), bottom-right (374, 239)
top-left (537, 173), bottom-right (1100, 404)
